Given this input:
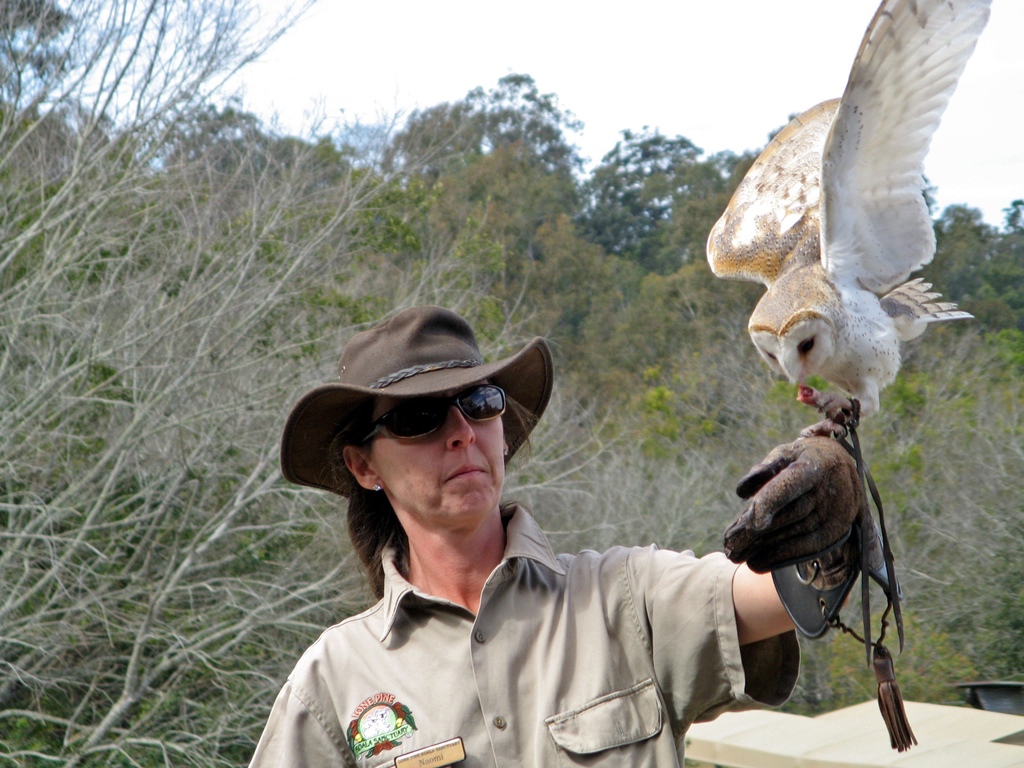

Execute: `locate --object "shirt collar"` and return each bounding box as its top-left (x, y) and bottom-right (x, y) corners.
top-left (376, 504), bottom-right (564, 641)
top-left (500, 503), bottom-right (564, 574)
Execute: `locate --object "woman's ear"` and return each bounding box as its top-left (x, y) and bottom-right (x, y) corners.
top-left (343, 444), bottom-right (380, 491)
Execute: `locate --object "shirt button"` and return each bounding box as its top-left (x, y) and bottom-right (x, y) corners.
top-left (474, 630), bottom-right (486, 643)
top-left (494, 716), bottom-right (508, 730)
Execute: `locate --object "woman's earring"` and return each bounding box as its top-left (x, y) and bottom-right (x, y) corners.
top-left (372, 484), bottom-right (382, 492)
top-left (503, 445), bottom-right (510, 457)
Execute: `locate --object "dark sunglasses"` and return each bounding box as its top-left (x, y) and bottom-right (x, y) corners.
top-left (363, 384), bottom-right (506, 442)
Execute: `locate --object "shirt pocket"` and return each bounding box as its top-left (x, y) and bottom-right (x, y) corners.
top-left (544, 678), bottom-right (664, 765)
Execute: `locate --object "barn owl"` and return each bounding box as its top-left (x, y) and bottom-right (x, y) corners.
top-left (707, 0), bottom-right (989, 415)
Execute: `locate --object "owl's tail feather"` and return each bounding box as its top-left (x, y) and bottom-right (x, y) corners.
top-left (881, 278), bottom-right (972, 341)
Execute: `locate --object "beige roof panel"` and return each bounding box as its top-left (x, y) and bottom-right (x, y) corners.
top-left (685, 701), bottom-right (1024, 767)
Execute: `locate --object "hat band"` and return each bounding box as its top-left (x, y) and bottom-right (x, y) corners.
top-left (369, 359), bottom-right (481, 389)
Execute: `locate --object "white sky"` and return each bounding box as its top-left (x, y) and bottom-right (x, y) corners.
top-left (233, 0), bottom-right (1023, 227)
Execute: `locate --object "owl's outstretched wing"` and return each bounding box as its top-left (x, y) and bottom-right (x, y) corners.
top-left (821, 0), bottom-right (991, 295)
top-left (707, 100), bottom-right (837, 287)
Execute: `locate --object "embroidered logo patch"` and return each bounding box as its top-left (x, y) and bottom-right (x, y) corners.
top-left (347, 692), bottom-right (417, 760)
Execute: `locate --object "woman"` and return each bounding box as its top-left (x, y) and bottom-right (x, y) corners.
top-left (251, 305), bottom-right (853, 767)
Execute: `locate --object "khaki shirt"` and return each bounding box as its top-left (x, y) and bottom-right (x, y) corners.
top-left (250, 505), bottom-right (799, 767)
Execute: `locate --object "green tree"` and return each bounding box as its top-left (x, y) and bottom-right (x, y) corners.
top-left (529, 214), bottom-right (636, 352)
top-left (978, 515), bottom-right (1024, 676)
top-left (0, 0), bottom-right (73, 107)
top-left (932, 203), bottom-right (1024, 331)
top-left (578, 128), bottom-right (752, 274)
top-left (931, 205), bottom-right (997, 310)
top-left (385, 74), bottom-right (584, 305)
top-left (387, 73), bottom-right (583, 182)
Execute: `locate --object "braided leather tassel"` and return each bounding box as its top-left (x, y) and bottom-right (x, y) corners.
top-left (873, 644), bottom-right (917, 751)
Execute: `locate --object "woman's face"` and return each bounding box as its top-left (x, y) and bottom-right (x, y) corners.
top-left (343, 390), bottom-right (507, 534)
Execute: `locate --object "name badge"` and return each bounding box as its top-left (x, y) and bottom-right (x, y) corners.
top-left (393, 737), bottom-right (466, 768)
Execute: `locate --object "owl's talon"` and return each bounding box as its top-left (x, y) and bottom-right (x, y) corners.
top-left (800, 418), bottom-right (848, 440)
top-left (797, 387), bottom-right (860, 434)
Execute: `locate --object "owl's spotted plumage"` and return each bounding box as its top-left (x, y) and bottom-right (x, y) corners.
top-left (707, 0), bottom-right (989, 414)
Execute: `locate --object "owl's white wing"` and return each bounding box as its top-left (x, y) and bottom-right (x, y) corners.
top-left (821, 0), bottom-right (990, 294)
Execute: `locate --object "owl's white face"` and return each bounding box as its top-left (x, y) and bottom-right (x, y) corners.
top-left (750, 314), bottom-right (836, 386)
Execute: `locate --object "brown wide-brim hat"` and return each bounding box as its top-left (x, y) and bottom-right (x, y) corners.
top-left (281, 305), bottom-right (553, 496)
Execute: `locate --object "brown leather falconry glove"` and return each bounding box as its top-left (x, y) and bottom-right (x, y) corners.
top-left (727, 436), bottom-right (917, 750)
top-left (724, 437), bottom-right (863, 585)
